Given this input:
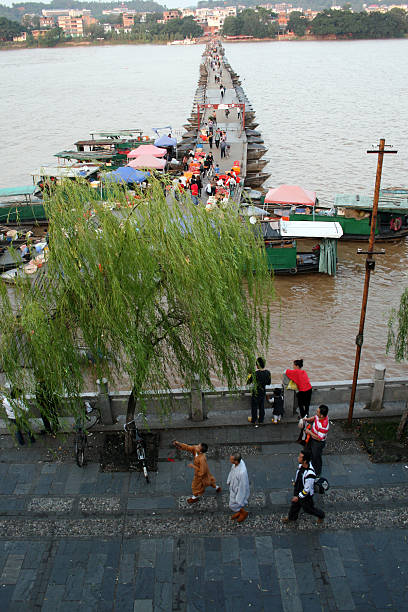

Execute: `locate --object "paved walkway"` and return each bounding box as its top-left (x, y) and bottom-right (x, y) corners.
top-left (0, 420), bottom-right (407, 611)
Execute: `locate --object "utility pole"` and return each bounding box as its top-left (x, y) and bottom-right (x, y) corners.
top-left (347, 138), bottom-right (397, 425)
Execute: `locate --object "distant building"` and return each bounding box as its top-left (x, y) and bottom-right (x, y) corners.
top-left (31, 29), bottom-right (49, 39)
top-left (39, 16), bottom-right (54, 28)
top-left (163, 10), bottom-right (181, 21)
top-left (123, 13), bottom-right (135, 27)
top-left (13, 32), bottom-right (27, 42)
top-left (42, 9), bottom-right (70, 17)
top-left (58, 16), bottom-right (84, 37)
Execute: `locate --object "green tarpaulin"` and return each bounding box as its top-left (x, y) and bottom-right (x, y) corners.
top-left (319, 238), bottom-right (337, 276)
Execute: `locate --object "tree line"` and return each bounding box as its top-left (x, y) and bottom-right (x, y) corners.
top-left (222, 7), bottom-right (408, 39)
top-left (307, 8), bottom-right (408, 38)
top-left (0, 15), bottom-right (202, 46)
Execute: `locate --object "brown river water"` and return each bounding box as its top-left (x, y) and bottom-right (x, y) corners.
top-left (1, 41), bottom-right (407, 382)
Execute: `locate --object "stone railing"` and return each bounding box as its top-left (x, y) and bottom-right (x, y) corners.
top-left (75, 365), bottom-right (407, 425)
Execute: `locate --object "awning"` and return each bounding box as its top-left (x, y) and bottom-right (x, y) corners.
top-left (31, 166), bottom-right (100, 179)
top-left (265, 185), bottom-right (316, 206)
top-left (127, 145), bottom-right (166, 159)
top-left (154, 135), bottom-right (177, 147)
top-left (102, 167), bottom-right (148, 184)
top-left (280, 220), bottom-right (343, 239)
top-left (127, 155), bottom-right (166, 170)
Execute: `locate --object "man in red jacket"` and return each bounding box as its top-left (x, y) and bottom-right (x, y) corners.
top-left (304, 404), bottom-right (329, 476)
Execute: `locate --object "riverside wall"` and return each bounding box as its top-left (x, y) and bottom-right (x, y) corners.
top-left (34, 365), bottom-right (406, 426)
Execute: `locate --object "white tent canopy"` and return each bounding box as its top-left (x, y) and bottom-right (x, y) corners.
top-left (279, 220), bottom-right (343, 239)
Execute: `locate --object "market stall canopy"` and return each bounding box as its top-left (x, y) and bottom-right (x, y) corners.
top-left (265, 185), bottom-right (317, 206)
top-left (127, 145), bottom-right (167, 159)
top-left (102, 167), bottom-right (148, 184)
top-left (280, 219), bottom-right (343, 239)
top-left (127, 155), bottom-right (166, 170)
top-left (154, 135), bottom-right (177, 147)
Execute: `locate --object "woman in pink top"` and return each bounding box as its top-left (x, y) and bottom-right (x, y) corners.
top-left (285, 359), bottom-right (312, 418)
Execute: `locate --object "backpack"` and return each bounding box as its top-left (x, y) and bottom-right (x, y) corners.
top-left (206, 184), bottom-right (212, 195)
top-left (315, 477), bottom-right (330, 494)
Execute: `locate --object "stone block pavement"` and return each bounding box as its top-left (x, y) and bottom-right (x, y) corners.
top-left (0, 421), bottom-right (408, 611)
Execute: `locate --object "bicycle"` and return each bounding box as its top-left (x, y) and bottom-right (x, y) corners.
top-left (74, 402), bottom-right (100, 468)
top-left (124, 413), bottom-right (149, 483)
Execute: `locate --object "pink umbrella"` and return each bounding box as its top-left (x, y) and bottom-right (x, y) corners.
top-left (127, 155), bottom-right (166, 170)
top-left (264, 185), bottom-right (316, 205)
top-left (127, 145), bottom-right (166, 159)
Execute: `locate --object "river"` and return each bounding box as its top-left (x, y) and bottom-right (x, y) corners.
top-left (1, 40), bottom-right (407, 382)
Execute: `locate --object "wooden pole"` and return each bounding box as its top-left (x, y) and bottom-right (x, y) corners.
top-left (347, 139), bottom-right (396, 424)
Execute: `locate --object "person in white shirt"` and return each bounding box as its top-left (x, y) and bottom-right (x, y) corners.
top-left (1, 390), bottom-right (35, 446)
top-left (227, 452), bottom-right (250, 523)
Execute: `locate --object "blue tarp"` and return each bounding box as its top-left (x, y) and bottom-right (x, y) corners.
top-left (102, 167), bottom-right (148, 184)
top-left (154, 135), bottom-right (177, 147)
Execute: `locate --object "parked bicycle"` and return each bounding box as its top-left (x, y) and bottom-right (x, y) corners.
top-left (74, 402), bottom-right (100, 468)
top-left (124, 413), bottom-right (149, 483)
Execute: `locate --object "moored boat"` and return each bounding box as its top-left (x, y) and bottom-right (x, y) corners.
top-left (264, 186), bottom-right (408, 241)
top-left (259, 219), bottom-right (343, 275)
top-left (0, 186), bottom-right (46, 224)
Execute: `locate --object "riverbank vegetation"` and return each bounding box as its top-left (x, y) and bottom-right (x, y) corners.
top-left (0, 179), bottom-right (273, 438)
top-left (222, 7), bottom-right (408, 39)
top-left (0, 14), bottom-right (202, 46)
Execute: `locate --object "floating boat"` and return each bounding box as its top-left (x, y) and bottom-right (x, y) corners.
top-left (259, 219), bottom-right (343, 275)
top-left (247, 145), bottom-right (268, 160)
top-left (247, 136), bottom-right (264, 144)
top-left (0, 186), bottom-right (46, 224)
top-left (247, 159), bottom-right (269, 173)
top-left (245, 172), bottom-right (270, 188)
top-left (265, 186), bottom-right (408, 241)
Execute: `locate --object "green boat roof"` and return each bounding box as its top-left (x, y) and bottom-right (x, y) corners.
top-left (90, 130), bottom-right (144, 139)
top-left (54, 151), bottom-right (115, 161)
top-left (0, 186), bottom-right (38, 197)
top-left (334, 191), bottom-right (408, 213)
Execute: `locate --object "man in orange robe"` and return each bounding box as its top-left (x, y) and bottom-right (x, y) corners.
top-left (173, 440), bottom-right (222, 504)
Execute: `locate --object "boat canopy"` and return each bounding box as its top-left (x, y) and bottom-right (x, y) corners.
top-left (0, 186), bottom-right (39, 198)
top-left (280, 220), bottom-right (343, 239)
top-left (102, 167), bottom-right (148, 184)
top-left (31, 166), bottom-right (99, 179)
top-left (127, 155), bottom-right (166, 170)
top-left (90, 130), bottom-right (144, 139)
top-left (335, 193), bottom-right (408, 213)
top-left (127, 145), bottom-right (166, 159)
top-left (265, 185), bottom-right (316, 206)
top-left (154, 135), bottom-right (177, 147)
top-left (74, 139), bottom-right (117, 147)
top-left (54, 151), bottom-right (115, 161)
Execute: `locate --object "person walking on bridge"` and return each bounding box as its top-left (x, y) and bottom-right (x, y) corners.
top-left (282, 449), bottom-right (325, 525)
top-left (227, 452), bottom-right (250, 523)
top-left (173, 440), bottom-right (221, 504)
top-left (303, 405), bottom-right (329, 476)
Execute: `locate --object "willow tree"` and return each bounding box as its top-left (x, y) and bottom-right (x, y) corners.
top-left (387, 287), bottom-right (408, 361)
top-left (0, 178), bottom-right (274, 451)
